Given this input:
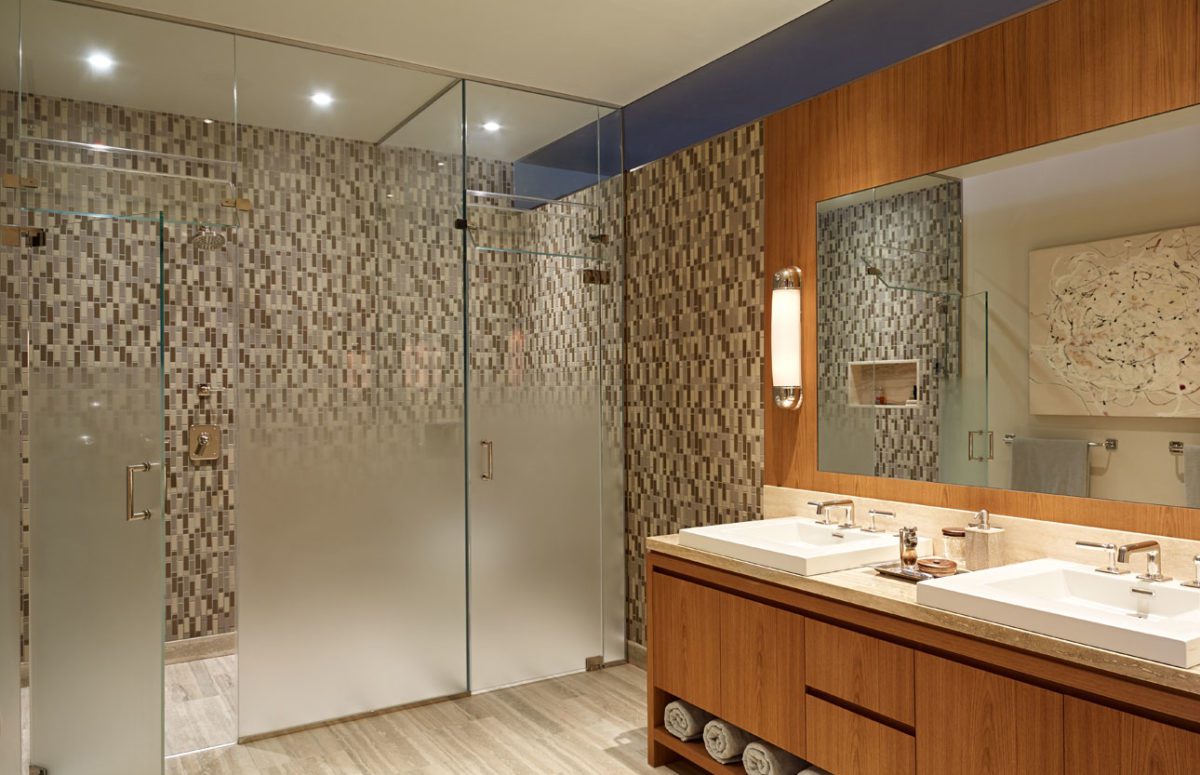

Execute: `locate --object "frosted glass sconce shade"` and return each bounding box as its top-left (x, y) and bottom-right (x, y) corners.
top-left (772, 266), bottom-right (803, 410)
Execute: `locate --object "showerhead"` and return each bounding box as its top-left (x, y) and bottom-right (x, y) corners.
top-left (865, 265), bottom-right (884, 278)
top-left (188, 226), bottom-right (226, 250)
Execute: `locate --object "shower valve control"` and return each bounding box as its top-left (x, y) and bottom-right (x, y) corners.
top-left (188, 424), bottom-right (222, 463)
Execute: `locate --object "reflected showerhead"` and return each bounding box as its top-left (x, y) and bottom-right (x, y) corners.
top-left (188, 226), bottom-right (226, 250)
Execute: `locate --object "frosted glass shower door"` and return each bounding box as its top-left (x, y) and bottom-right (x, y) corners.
top-left (467, 243), bottom-right (604, 691)
top-left (27, 212), bottom-right (165, 774)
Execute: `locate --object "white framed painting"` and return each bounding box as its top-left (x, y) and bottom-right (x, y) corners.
top-left (1029, 224), bottom-right (1200, 417)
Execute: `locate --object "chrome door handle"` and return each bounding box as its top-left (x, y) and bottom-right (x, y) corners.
top-left (481, 441), bottom-right (494, 480)
top-left (125, 461), bottom-right (159, 521)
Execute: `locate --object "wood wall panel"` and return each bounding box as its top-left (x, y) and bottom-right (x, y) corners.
top-left (764, 0), bottom-right (1200, 538)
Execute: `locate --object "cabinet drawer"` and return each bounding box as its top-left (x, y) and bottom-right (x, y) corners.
top-left (805, 619), bottom-right (914, 725)
top-left (806, 695), bottom-right (915, 775)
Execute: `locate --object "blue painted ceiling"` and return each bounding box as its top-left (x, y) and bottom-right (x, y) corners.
top-left (517, 0), bottom-right (1045, 199)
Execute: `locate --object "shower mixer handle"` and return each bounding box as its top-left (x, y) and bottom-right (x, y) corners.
top-left (197, 383), bottom-right (226, 398)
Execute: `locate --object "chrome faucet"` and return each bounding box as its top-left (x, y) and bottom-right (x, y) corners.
top-left (1117, 540), bottom-right (1171, 583)
top-left (865, 509), bottom-right (894, 534)
top-left (808, 499), bottom-right (854, 527)
top-left (1075, 541), bottom-right (1128, 575)
top-left (1183, 555), bottom-right (1200, 589)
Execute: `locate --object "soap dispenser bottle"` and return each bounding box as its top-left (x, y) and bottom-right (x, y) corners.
top-left (965, 508), bottom-right (1004, 570)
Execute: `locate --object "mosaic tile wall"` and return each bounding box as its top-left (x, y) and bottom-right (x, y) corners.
top-left (623, 123), bottom-right (765, 645)
top-left (816, 182), bottom-right (963, 482)
top-left (6, 90), bottom-right (622, 650)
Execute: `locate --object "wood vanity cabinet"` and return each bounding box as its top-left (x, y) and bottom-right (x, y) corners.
top-left (1064, 698), bottom-right (1200, 774)
top-left (647, 550), bottom-right (1200, 774)
top-left (649, 570), bottom-right (805, 755)
top-left (718, 592), bottom-right (805, 754)
top-left (915, 654), bottom-right (1064, 775)
top-left (650, 572), bottom-right (723, 711)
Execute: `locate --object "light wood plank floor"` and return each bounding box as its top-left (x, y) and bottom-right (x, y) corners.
top-left (166, 654), bottom-right (238, 756)
top-left (166, 663), bottom-right (696, 775)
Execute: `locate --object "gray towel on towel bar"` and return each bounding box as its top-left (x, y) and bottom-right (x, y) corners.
top-left (1185, 445), bottom-right (1200, 508)
top-left (743, 740), bottom-right (807, 775)
top-left (663, 700), bottom-right (713, 742)
top-left (703, 719), bottom-right (755, 764)
top-left (1010, 436), bottom-right (1090, 498)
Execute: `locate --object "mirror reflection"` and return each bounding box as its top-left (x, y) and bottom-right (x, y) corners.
top-left (817, 105), bottom-right (1200, 508)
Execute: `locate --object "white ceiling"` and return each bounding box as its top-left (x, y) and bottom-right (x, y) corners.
top-left (81, 0), bottom-right (835, 106)
top-left (1, 0), bottom-right (831, 159)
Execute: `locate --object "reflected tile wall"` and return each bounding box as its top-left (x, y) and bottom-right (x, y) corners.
top-left (623, 124), bottom-right (764, 645)
top-left (816, 182), bottom-right (963, 482)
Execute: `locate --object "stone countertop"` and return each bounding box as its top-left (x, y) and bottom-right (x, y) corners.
top-left (647, 534), bottom-right (1200, 698)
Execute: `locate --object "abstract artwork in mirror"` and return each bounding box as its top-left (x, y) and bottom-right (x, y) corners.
top-left (1029, 225), bottom-right (1200, 417)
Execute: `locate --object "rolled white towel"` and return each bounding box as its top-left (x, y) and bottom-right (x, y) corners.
top-left (742, 741), bottom-right (807, 775)
top-left (703, 719), bottom-right (755, 764)
top-left (800, 766), bottom-right (832, 775)
top-left (663, 700), bottom-right (714, 742)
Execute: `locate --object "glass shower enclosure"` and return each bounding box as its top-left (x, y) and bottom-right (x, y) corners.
top-left (1, 1), bottom-right (625, 771)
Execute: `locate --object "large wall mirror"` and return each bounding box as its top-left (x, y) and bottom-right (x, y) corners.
top-left (816, 104), bottom-right (1200, 510)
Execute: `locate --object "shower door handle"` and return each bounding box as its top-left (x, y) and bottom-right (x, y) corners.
top-left (481, 441), bottom-right (494, 480)
top-left (125, 461), bottom-right (159, 521)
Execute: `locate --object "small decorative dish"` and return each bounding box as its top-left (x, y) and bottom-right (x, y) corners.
top-left (874, 560), bottom-right (968, 583)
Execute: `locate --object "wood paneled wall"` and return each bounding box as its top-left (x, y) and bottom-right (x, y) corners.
top-left (764, 0), bottom-right (1200, 538)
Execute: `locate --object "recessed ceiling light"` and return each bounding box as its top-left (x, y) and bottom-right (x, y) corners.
top-left (311, 91), bottom-right (333, 107)
top-left (203, 118), bottom-right (215, 125)
top-left (437, 161), bottom-right (445, 167)
top-left (86, 51), bottom-right (114, 73)
top-left (482, 121), bottom-right (501, 132)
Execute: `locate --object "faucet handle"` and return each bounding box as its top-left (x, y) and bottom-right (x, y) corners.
top-left (808, 501), bottom-right (834, 525)
top-left (1076, 541), bottom-right (1128, 575)
top-left (864, 509), bottom-right (894, 533)
top-left (1183, 555), bottom-right (1200, 589)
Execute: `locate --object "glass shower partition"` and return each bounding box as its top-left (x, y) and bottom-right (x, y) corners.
top-left (11, 1), bottom-right (239, 769)
top-left (461, 81), bottom-right (624, 690)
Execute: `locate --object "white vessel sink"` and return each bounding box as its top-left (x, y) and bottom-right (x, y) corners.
top-left (678, 517), bottom-right (931, 576)
top-left (917, 558), bottom-right (1200, 668)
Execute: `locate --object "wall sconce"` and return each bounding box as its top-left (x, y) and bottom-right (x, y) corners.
top-left (771, 266), bottom-right (802, 410)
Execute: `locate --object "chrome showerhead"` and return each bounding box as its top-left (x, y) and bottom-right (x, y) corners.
top-left (865, 264), bottom-right (884, 278)
top-left (188, 226), bottom-right (226, 250)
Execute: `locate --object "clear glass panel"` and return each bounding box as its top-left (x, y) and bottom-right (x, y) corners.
top-left (2, 2), bottom-right (23, 769)
top-left (940, 291), bottom-right (989, 486)
top-left (234, 41), bottom-right (467, 738)
top-left (26, 211), bottom-right (165, 774)
top-left (464, 81), bottom-right (620, 690)
top-left (16, 0), bottom-right (238, 227)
